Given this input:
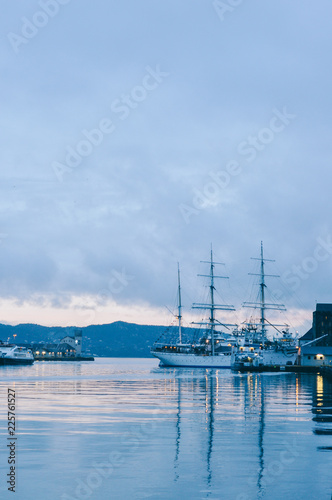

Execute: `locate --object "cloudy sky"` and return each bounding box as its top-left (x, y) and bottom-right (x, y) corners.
top-left (1, 1), bottom-right (332, 333)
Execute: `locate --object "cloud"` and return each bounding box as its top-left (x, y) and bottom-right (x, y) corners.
top-left (1, 1), bottom-right (332, 331)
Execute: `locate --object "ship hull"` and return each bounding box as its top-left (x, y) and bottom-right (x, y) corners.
top-left (0, 357), bottom-right (34, 366)
top-left (259, 350), bottom-right (298, 365)
top-left (151, 351), bottom-right (232, 368)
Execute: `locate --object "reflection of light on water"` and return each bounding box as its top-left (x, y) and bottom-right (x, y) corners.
top-left (216, 371), bottom-right (219, 405)
top-left (205, 373), bottom-right (209, 415)
top-left (1, 359), bottom-right (331, 499)
top-left (247, 374), bottom-right (255, 407)
top-left (316, 375), bottom-right (323, 407)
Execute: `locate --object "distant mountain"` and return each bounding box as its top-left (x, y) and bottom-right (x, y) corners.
top-left (0, 321), bottom-right (191, 357)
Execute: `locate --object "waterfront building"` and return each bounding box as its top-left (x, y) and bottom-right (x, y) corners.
top-left (299, 304), bottom-right (332, 366)
top-left (299, 304), bottom-right (332, 347)
top-left (60, 330), bottom-right (83, 355)
top-left (300, 346), bottom-right (332, 367)
top-left (32, 342), bottom-right (76, 359)
top-left (30, 330), bottom-right (83, 359)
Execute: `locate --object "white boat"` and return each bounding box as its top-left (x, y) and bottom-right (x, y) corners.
top-left (152, 349), bottom-right (233, 368)
top-left (231, 243), bottom-right (299, 371)
top-left (0, 342), bottom-right (34, 365)
top-left (151, 248), bottom-right (240, 368)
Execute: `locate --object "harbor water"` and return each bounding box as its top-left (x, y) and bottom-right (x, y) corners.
top-left (0, 358), bottom-right (331, 500)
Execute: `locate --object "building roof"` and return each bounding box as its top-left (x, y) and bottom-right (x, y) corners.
top-left (299, 328), bottom-right (314, 342)
top-left (316, 303), bottom-right (332, 312)
top-left (31, 342), bottom-right (76, 352)
top-left (57, 343), bottom-right (76, 351)
top-left (301, 346), bottom-right (332, 355)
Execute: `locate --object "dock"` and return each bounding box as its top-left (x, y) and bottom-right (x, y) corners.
top-left (232, 365), bottom-right (331, 375)
top-left (34, 355), bottom-right (94, 362)
top-left (321, 367), bottom-right (332, 379)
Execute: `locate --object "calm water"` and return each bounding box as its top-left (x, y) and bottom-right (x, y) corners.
top-left (0, 358), bottom-right (331, 500)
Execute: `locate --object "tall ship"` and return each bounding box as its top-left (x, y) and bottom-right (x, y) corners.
top-left (151, 248), bottom-right (240, 368)
top-left (231, 242), bottom-right (299, 370)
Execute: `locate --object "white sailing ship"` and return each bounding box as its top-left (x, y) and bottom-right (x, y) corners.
top-left (151, 249), bottom-right (240, 368)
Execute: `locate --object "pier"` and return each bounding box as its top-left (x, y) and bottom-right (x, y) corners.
top-left (34, 355), bottom-right (95, 362)
top-left (232, 364), bottom-right (332, 377)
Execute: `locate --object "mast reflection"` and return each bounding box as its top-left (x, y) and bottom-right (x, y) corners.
top-left (174, 377), bottom-right (181, 481)
top-left (169, 368), bottom-right (271, 498)
top-left (257, 376), bottom-right (265, 494)
top-left (206, 372), bottom-right (215, 487)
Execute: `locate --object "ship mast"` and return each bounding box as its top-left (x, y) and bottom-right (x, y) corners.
top-left (193, 246), bottom-right (235, 356)
top-left (260, 242), bottom-right (267, 341)
top-left (209, 248), bottom-right (215, 355)
top-left (243, 241), bottom-right (286, 345)
top-left (177, 263), bottom-right (182, 345)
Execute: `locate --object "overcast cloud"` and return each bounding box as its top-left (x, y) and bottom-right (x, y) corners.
top-left (1, 1), bottom-right (332, 332)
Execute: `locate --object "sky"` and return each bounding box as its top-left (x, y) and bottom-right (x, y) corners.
top-left (1, 0), bottom-right (332, 333)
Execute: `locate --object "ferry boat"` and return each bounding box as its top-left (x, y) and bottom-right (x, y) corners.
top-left (231, 243), bottom-right (299, 371)
top-left (151, 248), bottom-right (240, 368)
top-left (0, 342), bottom-right (35, 365)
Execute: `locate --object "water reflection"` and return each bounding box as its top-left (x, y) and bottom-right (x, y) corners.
top-left (165, 368), bottom-right (332, 499)
top-left (1, 360), bottom-right (332, 499)
top-left (169, 369), bottom-right (267, 498)
top-left (174, 378), bottom-right (181, 481)
top-left (311, 373), bottom-right (332, 447)
top-left (257, 377), bottom-right (265, 495)
top-left (206, 373), bottom-right (214, 487)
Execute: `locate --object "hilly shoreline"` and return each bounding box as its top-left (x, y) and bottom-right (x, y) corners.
top-left (0, 321), bottom-right (185, 358)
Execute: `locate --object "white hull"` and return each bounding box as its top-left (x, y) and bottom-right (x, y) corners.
top-left (0, 344), bottom-right (34, 365)
top-left (152, 348), bottom-right (298, 369)
top-left (151, 351), bottom-right (232, 368)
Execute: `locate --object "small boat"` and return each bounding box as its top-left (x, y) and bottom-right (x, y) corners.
top-left (231, 345), bottom-right (265, 371)
top-left (0, 342), bottom-right (35, 365)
